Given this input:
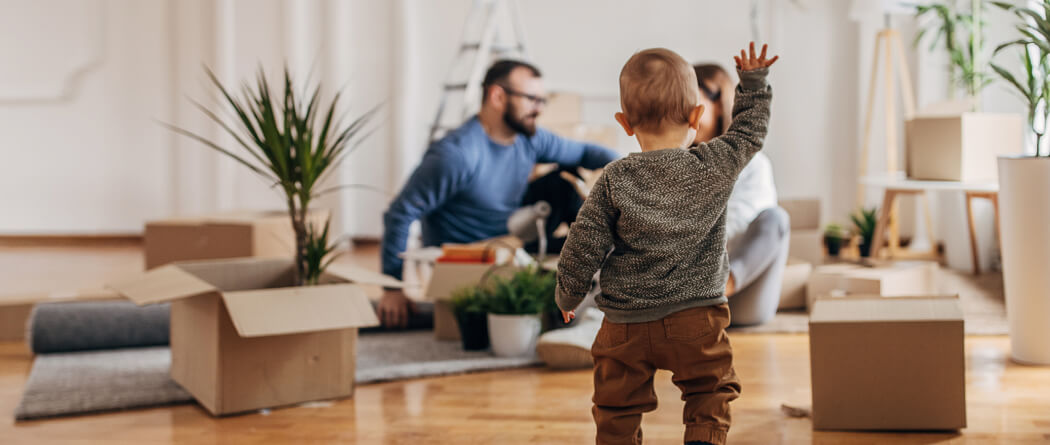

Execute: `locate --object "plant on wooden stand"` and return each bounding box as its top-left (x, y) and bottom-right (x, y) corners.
top-left (165, 67), bottom-right (379, 285)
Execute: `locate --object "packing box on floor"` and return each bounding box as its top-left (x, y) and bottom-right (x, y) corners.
top-left (107, 257), bottom-right (394, 416)
top-left (0, 289), bottom-right (121, 341)
top-left (906, 112), bottom-right (1023, 182)
top-left (780, 198), bottom-right (824, 265)
top-left (144, 210), bottom-right (328, 269)
top-left (423, 237), bottom-right (523, 341)
top-left (809, 297), bottom-right (966, 430)
top-left (777, 258), bottom-right (812, 311)
top-left (806, 260), bottom-right (939, 310)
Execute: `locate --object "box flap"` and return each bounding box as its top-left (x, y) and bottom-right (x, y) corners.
top-left (221, 283), bottom-right (379, 337)
top-left (810, 297), bottom-right (963, 324)
top-left (107, 265), bottom-right (219, 305)
top-left (324, 263), bottom-right (403, 288)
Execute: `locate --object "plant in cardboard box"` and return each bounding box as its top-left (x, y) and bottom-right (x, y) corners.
top-left (122, 67), bottom-right (392, 416)
top-left (450, 285), bottom-right (490, 351)
top-left (988, 0), bottom-right (1050, 364)
top-left (483, 265), bottom-right (555, 357)
top-left (850, 207), bottom-right (879, 258)
top-left (823, 222), bottom-right (848, 257)
top-left (166, 67), bottom-right (379, 285)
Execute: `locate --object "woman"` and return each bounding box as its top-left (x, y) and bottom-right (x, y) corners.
top-left (694, 63), bottom-right (790, 326)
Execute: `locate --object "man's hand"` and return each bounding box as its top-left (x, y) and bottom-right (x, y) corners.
top-left (560, 167), bottom-right (603, 200)
top-left (734, 42), bottom-right (779, 71)
top-left (378, 288), bottom-right (415, 328)
top-left (561, 310), bottom-right (576, 324)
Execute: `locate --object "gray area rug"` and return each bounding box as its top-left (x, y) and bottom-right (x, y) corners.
top-left (15, 331), bottom-right (539, 420)
top-left (729, 268), bottom-right (1008, 335)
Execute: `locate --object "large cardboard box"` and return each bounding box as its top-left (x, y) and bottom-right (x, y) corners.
top-left (809, 297), bottom-right (966, 430)
top-left (806, 261), bottom-right (939, 310)
top-left (0, 289), bottom-right (121, 341)
top-left (144, 210), bottom-right (329, 269)
top-left (107, 257), bottom-right (392, 416)
top-left (906, 112), bottom-right (1024, 182)
top-left (777, 258), bottom-right (812, 311)
top-left (780, 198), bottom-right (824, 264)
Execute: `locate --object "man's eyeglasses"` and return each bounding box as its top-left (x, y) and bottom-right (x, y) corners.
top-left (496, 84), bottom-right (548, 106)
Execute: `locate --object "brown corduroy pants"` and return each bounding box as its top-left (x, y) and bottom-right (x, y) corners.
top-left (590, 304), bottom-right (741, 445)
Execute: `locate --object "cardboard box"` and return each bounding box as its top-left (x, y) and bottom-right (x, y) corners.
top-left (777, 258), bottom-right (812, 311)
top-left (809, 297), bottom-right (966, 430)
top-left (536, 92), bottom-right (582, 126)
top-left (906, 112), bottom-right (1024, 182)
top-left (780, 198), bottom-right (821, 230)
top-left (545, 123), bottom-right (621, 149)
top-left (789, 230), bottom-right (824, 266)
top-left (425, 262), bottom-right (503, 341)
top-left (0, 289), bottom-right (121, 341)
top-left (144, 210), bottom-right (329, 269)
top-left (806, 261), bottom-right (939, 310)
top-left (107, 257), bottom-right (390, 416)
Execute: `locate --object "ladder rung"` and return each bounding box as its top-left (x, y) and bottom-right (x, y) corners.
top-left (445, 83), bottom-right (469, 91)
top-left (461, 43), bottom-right (523, 52)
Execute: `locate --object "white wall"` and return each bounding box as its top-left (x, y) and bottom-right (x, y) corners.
top-left (0, 0), bottom-right (1031, 251)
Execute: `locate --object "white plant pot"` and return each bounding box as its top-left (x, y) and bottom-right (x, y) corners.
top-left (487, 313), bottom-right (542, 358)
top-left (997, 155), bottom-right (1050, 365)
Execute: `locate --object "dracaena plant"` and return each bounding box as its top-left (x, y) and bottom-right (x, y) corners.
top-left (914, 0), bottom-right (992, 104)
top-left (990, 0), bottom-right (1050, 157)
top-left (166, 67), bottom-right (379, 285)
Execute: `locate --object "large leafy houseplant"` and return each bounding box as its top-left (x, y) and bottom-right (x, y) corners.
top-left (914, 0), bottom-right (992, 103)
top-left (991, 0), bottom-right (1050, 156)
top-left (166, 67), bottom-right (378, 285)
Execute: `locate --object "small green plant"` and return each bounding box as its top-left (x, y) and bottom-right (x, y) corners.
top-left (990, 0), bottom-right (1050, 157)
top-left (165, 66), bottom-right (380, 285)
top-left (483, 265), bottom-right (557, 316)
top-left (913, 0), bottom-right (992, 102)
top-left (450, 285), bottom-right (488, 315)
top-left (823, 222), bottom-right (847, 239)
top-left (823, 222), bottom-right (848, 257)
top-left (851, 207), bottom-right (879, 258)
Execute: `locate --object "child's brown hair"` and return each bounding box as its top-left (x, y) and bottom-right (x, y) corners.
top-left (618, 48), bottom-right (700, 132)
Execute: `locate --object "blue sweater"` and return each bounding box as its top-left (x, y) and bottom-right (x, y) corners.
top-left (382, 116), bottom-right (619, 280)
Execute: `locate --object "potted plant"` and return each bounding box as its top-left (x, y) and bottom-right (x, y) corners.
top-left (450, 285), bottom-right (490, 351)
top-left (483, 265), bottom-right (554, 357)
top-left (988, 0), bottom-right (1050, 365)
top-left (823, 223), bottom-right (848, 257)
top-left (850, 207), bottom-right (879, 258)
top-left (165, 67), bottom-right (379, 285)
top-left (907, 0), bottom-right (1024, 183)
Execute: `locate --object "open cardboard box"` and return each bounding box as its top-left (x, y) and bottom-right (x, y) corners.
top-left (422, 236), bottom-right (523, 341)
top-left (107, 257), bottom-right (398, 416)
top-left (144, 210), bottom-right (329, 269)
top-left (806, 260), bottom-right (939, 310)
top-left (809, 296), bottom-right (966, 431)
top-left (780, 198), bottom-right (824, 265)
top-left (777, 258), bottom-right (812, 311)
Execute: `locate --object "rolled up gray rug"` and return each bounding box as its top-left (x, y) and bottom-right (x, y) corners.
top-left (27, 301), bottom-right (170, 354)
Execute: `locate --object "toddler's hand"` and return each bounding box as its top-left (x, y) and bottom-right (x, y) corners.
top-left (561, 310), bottom-right (576, 324)
top-left (734, 42), bottom-right (778, 71)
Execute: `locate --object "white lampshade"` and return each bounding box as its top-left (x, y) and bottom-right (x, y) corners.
top-left (849, 0), bottom-right (915, 22)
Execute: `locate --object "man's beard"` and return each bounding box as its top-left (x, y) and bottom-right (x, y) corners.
top-left (503, 103), bottom-right (538, 136)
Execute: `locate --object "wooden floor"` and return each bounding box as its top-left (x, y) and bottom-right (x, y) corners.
top-left (1, 240), bottom-right (1049, 444)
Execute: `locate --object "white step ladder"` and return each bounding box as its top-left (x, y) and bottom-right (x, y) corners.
top-left (428, 0), bottom-right (530, 143)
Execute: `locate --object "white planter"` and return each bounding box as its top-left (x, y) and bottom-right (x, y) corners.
top-left (997, 156), bottom-right (1050, 365)
top-left (487, 313), bottom-right (542, 358)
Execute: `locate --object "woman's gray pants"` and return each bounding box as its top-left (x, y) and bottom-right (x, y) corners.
top-left (727, 207), bottom-right (791, 326)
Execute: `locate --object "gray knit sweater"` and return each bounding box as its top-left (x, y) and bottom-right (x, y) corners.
top-left (555, 68), bottom-right (772, 323)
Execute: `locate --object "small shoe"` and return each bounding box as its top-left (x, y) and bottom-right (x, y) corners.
top-left (536, 308), bottom-right (604, 369)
